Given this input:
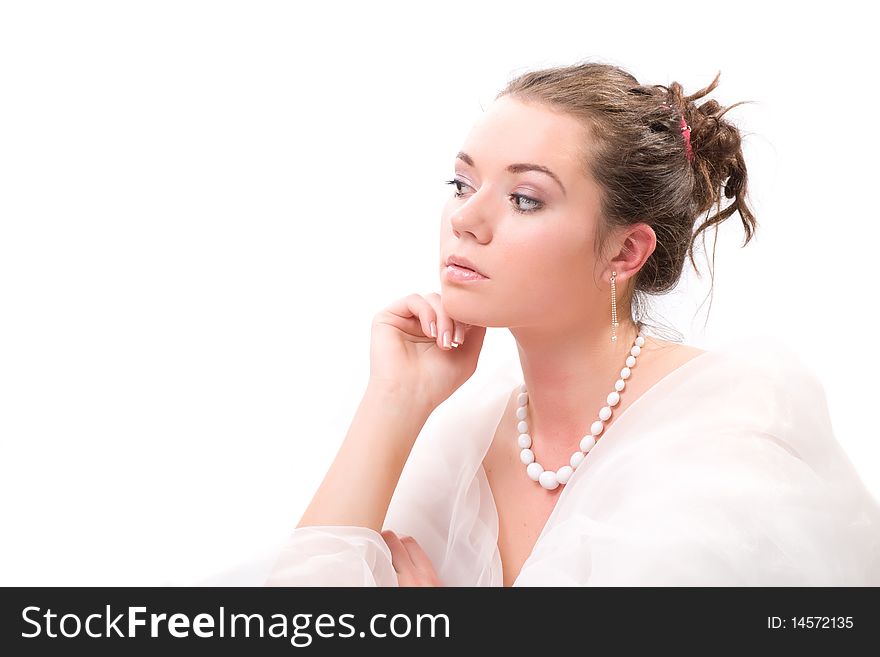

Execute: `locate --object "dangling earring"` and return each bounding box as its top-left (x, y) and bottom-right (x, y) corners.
top-left (610, 271), bottom-right (619, 342)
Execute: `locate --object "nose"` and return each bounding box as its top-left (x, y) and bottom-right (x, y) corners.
top-left (451, 215), bottom-right (480, 242)
top-left (448, 188), bottom-right (492, 242)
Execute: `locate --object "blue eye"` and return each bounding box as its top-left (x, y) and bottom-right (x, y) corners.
top-left (511, 194), bottom-right (542, 213)
top-left (443, 179), bottom-right (544, 215)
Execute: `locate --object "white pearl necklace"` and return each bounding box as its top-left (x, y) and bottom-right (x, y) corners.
top-left (517, 331), bottom-right (646, 490)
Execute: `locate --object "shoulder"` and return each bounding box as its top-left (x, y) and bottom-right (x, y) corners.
top-left (618, 335), bottom-right (831, 453)
top-left (702, 334), bottom-right (828, 400)
top-left (641, 335), bottom-right (707, 359)
top-left (647, 334), bottom-right (824, 393)
top-left (663, 335), bottom-right (841, 470)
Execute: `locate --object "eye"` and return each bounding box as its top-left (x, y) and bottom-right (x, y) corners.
top-left (509, 193), bottom-right (542, 214)
top-left (444, 179), bottom-right (469, 198)
top-left (443, 179), bottom-right (544, 215)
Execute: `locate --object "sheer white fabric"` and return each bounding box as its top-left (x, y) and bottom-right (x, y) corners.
top-left (201, 335), bottom-right (880, 586)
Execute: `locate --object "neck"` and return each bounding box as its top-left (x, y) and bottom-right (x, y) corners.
top-left (511, 317), bottom-right (642, 464)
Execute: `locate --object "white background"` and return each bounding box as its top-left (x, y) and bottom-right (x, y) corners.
top-left (1, 1), bottom-right (877, 585)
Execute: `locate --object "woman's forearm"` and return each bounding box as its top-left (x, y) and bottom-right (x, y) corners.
top-left (295, 384), bottom-right (434, 533)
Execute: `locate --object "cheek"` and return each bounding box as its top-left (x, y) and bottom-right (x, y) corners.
top-left (512, 236), bottom-right (589, 288)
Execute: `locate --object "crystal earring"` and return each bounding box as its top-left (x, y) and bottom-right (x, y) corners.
top-left (610, 271), bottom-right (619, 342)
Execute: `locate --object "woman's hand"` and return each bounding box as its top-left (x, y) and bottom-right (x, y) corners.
top-left (368, 292), bottom-right (487, 412)
top-left (381, 530), bottom-right (443, 587)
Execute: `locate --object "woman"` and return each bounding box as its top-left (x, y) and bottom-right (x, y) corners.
top-left (258, 61), bottom-right (880, 586)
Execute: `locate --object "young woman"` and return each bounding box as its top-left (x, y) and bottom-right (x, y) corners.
top-left (260, 61), bottom-right (880, 586)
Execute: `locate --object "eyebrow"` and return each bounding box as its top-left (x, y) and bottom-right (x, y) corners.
top-left (456, 151), bottom-right (567, 197)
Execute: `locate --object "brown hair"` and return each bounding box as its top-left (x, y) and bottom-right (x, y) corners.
top-left (496, 60), bottom-right (758, 338)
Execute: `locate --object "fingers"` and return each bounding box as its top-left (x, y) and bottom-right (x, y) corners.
top-left (379, 293), bottom-right (472, 350)
top-left (398, 535), bottom-right (440, 584)
top-left (382, 294), bottom-right (437, 341)
top-left (381, 530), bottom-right (417, 586)
top-left (381, 530), bottom-right (441, 587)
top-left (423, 293), bottom-right (468, 351)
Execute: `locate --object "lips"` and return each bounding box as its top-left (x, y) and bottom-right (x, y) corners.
top-left (445, 254), bottom-right (488, 278)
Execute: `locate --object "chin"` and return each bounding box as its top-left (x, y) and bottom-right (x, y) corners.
top-left (441, 289), bottom-right (521, 329)
top-left (439, 287), bottom-right (491, 327)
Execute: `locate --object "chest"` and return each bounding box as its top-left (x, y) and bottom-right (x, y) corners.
top-left (481, 417), bottom-right (563, 587)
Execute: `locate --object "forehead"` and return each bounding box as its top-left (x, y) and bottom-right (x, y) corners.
top-left (459, 95), bottom-right (587, 174)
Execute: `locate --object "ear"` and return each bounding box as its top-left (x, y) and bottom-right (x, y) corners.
top-left (606, 222), bottom-right (656, 285)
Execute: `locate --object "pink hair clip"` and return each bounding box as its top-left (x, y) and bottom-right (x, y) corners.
top-left (661, 101), bottom-right (693, 163)
top-left (679, 115), bottom-right (693, 163)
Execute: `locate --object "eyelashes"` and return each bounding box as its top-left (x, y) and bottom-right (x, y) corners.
top-left (444, 179), bottom-right (543, 215)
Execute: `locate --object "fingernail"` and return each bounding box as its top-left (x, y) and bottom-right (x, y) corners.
top-left (430, 321), bottom-right (437, 338)
top-left (453, 324), bottom-right (464, 344)
top-left (443, 330), bottom-right (451, 349)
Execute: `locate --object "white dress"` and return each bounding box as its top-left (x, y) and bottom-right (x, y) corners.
top-left (203, 335), bottom-right (880, 586)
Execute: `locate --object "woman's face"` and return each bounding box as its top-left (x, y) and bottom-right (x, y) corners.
top-left (439, 95), bottom-right (608, 330)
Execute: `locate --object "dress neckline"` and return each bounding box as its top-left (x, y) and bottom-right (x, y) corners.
top-left (478, 348), bottom-right (716, 586)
